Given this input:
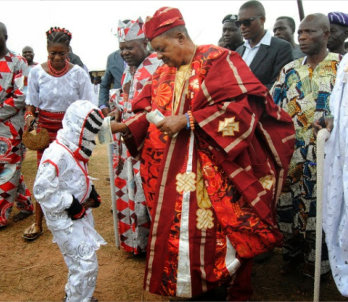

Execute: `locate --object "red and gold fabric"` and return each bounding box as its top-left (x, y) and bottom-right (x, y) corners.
top-left (124, 45), bottom-right (295, 297)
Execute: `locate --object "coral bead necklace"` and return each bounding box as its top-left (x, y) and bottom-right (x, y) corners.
top-left (47, 60), bottom-right (70, 77)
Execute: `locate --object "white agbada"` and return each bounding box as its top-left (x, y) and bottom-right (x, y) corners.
top-left (323, 53), bottom-right (348, 297)
top-left (33, 100), bottom-right (106, 302)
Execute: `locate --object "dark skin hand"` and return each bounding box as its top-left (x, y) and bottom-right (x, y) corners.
top-left (83, 197), bottom-right (97, 210)
top-left (24, 105), bottom-right (36, 131)
top-left (156, 114), bottom-right (187, 137)
top-left (110, 121), bottom-right (128, 134)
top-left (313, 116), bottom-right (334, 137)
top-left (108, 109), bottom-right (121, 122)
top-left (109, 113), bottom-right (189, 136)
top-left (102, 107), bottom-right (111, 117)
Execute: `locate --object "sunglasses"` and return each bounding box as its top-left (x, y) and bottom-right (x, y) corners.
top-left (235, 16), bottom-right (260, 27)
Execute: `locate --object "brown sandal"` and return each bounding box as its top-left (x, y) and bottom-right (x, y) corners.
top-left (23, 223), bottom-right (43, 240)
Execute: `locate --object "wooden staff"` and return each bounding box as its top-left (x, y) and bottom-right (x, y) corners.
top-left (314, 128), bottom-right (330, 302)
top-left (108, 143), bottom-right (120, 249)
top-left (297, 0), bottom-right (305, 21)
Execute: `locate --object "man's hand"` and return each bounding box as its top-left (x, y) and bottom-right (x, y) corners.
top-left (102, 107), bottom-right (111, 117)
top-left (156, 115), bottom-right (187, 137)
top-left (110, 121), bottom-right (128, 134)
top-left (108, 109), bottom-right (121, 122)
top-left (313, 116), bottom-right (334, 137)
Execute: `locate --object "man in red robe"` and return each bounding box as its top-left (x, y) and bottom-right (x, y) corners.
top-left (111, 7), bottom-right (295, 300)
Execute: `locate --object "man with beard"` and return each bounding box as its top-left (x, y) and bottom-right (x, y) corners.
top-left (221, 14), bottom-right (243, 51)
top-left (273, 16), bottom-right (304, 59)
top-left (271, 13), bottom-right (341, 284)
top-left (327, 12), bottom-right (348, 55)
top-left (236, 0), bottom-right (293, 89)
top-left (111, 18), bottom-right (162, 255)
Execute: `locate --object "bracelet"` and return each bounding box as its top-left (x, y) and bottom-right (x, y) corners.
top-left (187, 110), bottom-right (195, 131)
top-left (184, 113), bottom-right (190, 130)
top-left (24, 111), bottom-right (34, 120)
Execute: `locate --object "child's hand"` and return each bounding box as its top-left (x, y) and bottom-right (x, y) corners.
top-left (83, 197), bottom-right (99, 210)
top-left (83, 186), bottom-right (101, 209)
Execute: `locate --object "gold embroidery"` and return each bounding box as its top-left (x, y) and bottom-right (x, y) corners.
top-left (259, 175), bottom-right (274, 190)
top-left (196, 163), bottom-right (212, 209)
top-left (176, 172), bottom-right (196, 193)
top-left (195, 160), bottom-right (214, 230)
top-left (196, 208), bottom-right (214, 230)
top-left (218, 117), bottom-right (239, 136)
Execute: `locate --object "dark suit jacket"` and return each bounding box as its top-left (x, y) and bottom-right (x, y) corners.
top-left (98, 50), bottom-right (125, 108)
top-left (236, 36), bottom-right (293, 90)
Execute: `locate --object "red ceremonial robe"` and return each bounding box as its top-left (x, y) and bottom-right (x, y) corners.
top-left (123, 45), bottom-right (295, 297)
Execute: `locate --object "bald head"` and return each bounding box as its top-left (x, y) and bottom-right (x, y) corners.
top-left (302, 13), bottom-right (330, 32)
top-left (298, 13), bottom-right (330, 57)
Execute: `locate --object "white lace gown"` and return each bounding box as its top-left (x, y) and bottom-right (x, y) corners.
top-left (26, 64), bottom-right (97, 110)
top-left (323, 53), bottom-right (348, 297)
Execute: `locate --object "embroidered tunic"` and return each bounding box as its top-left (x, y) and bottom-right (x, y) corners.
top-left (124, 45), bottom-right (295, 297)
top-left (272, 53), bottom-right (341, 272)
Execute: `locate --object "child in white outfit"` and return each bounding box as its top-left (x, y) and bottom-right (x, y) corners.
top-left (33, 100), bottom-right (106, 302)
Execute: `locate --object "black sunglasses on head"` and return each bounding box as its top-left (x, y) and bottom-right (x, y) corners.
top-left (235, 16), bottom-right (260, 27)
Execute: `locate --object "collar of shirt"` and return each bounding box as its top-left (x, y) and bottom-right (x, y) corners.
top-left (244, 30), bottom-right (272, 50)
top-left (242, 30), bottom-right (271, 66)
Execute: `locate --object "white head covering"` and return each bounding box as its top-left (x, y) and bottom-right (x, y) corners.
top-left (117, 17), bottom-right (145, 42)
top-left (56, 100), bottom-right (104, 162)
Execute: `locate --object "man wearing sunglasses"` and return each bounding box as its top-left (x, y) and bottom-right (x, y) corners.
top-left (236, 0), bottom-right (293, 89)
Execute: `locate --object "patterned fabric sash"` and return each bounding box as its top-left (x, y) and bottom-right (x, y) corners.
top-left (36, 109), bottom-right (65, 165)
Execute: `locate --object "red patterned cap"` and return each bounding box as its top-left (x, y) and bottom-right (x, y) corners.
top-left (144, 7), bottom-right (185, 41)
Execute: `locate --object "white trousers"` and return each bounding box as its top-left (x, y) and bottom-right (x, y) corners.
top-left (49, 212), bottom-right (105, 302)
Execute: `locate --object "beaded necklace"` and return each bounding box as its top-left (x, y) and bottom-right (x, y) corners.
top-left (47, 60), bottom-right (70, 77)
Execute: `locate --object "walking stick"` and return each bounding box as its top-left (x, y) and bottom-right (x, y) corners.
top-left (314, 128), bottom-right (330, 302)
top-left (108, 143), bottom-right (120, 249)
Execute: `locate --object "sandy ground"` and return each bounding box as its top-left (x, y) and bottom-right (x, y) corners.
top-left (1, 145), bottom-right (347, 302)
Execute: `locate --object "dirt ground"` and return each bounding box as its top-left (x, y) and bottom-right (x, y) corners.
top-left (1, 145), bottom-right (347, 302)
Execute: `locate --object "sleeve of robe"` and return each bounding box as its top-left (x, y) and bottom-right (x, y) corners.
top-left (33, 161), bottom-right (74, 213)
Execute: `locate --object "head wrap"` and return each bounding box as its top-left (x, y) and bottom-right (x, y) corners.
top-left (144, 7), bottom-right (185, 41)
top-left (117, 17), bottom-right (145, 43)
top-left (328, 12), bottom-right (348, 27)
top-left (222, 14), bottom-right (238, 24)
